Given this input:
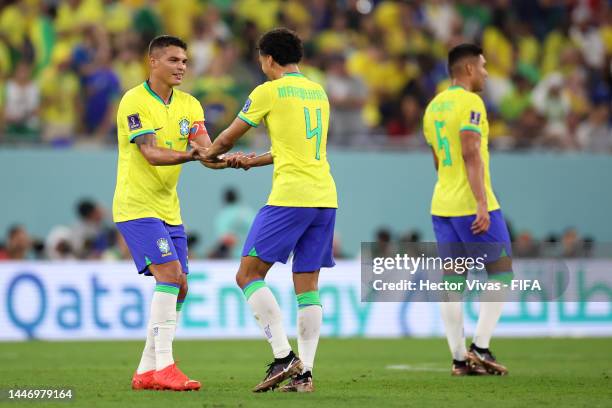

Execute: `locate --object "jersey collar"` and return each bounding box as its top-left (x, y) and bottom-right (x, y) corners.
top-left (282, 72), bottom-right (305, 78)
top-left (448, 85), bottom-right (465, 90)
top-left (144, 80), bottom-right (173, 105)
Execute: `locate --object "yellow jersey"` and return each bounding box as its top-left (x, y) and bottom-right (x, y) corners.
top-left (238, 72), bottom-right (338, 208)
top-left (423, 86), bottom-right (500, 216)
top-left (113, 81), bottom-right (205, 224)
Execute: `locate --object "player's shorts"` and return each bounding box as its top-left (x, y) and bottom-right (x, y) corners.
top-left (432, 209), bottom-right (511, 263)
top-left (242, 205), bottom-right (336, 273)
top-left (116, 217), bottom-right (188, 276)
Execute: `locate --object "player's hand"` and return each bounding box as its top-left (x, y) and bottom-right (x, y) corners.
top-left (188, 148), bottom-right (199, 161)
top-left (225, 152), bottom-right (256, 170)
top-left (471, 203), bottom-right (490, 234)
top-left (190, 140), bottom-right (219, 162)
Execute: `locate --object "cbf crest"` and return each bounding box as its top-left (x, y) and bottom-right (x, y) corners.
top-left (179, 118), bottom-right (190, 137)
top-left (157, 238), bottom-right (172, 257)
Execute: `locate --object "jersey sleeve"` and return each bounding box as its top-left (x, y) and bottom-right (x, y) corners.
top-left (237, 83), bottom-right (272, 128)
top-left (118, 93), bottom-right (156, 143)
top-left (188, 97), bottom-right (208, 140)
top-left (458, 94), bottom-right (486, 135)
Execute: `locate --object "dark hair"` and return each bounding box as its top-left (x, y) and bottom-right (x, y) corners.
top-left (448, 44), bottom-right (483, 77)
top-left (148, 35), bottom-right (187, 55)
top-left (77, 199), bottom-right (96, 219)
top-left (8, 224), bottom-right (23, 238)
top-left (257, 28), bottom-right (303, 66)
top-left (224, 188), bottom-right (238, 204)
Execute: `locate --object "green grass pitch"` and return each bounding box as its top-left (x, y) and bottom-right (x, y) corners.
top-left (1, 338), bottom-right (611, 407)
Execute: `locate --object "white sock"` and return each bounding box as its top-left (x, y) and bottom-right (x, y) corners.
top-left (440, 301), bottom-right (467, 361)
top-left (243, 281), bottom-right (291, 358)
top-left (150, 285), bottom-right (179, 370)
top-left (136, 323), bottom-right (156, 374)
top-left (297, 305), bottom-right (322, 373)
top-left (473, 285), bottom-right (508, 349)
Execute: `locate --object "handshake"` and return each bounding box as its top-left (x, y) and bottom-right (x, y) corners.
top-left (189, 140), bottom-right (256, 171)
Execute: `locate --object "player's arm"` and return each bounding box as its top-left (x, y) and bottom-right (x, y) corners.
top-left (195, 117), bottom-right (252, 161)
top-left (196, 84), bottom-right (271, 162)
top-left (430, 147), bottom-right (439, 171)
top-left (460, 130), bottom-right (490, 234)
top-left (135, 133), bottom-right (196, 166)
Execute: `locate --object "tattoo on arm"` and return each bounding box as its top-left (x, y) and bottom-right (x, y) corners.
top-left (135, 133), bottom-right (157, 147)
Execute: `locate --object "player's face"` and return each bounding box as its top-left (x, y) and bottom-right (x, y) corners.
top-left (150, 46), bottom-right (188, 86)
top-left (472, 55), bottom-right (488, 92)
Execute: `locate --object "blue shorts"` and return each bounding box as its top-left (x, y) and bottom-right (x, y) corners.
top-left (242, 205), bottom-right (336, 273)
top-left (116, 218), bottom-right (189, 276)
top-left (432, 209), bottom-right (512, 263)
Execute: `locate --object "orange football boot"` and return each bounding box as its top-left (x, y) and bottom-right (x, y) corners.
top-left (153, 363), bottom-right (201, 391)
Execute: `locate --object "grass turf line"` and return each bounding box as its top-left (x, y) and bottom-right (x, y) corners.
top-left (0, 338), bottom-right (611, 407)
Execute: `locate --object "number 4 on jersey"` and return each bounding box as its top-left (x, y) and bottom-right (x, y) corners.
top-left (434, 120), bottom-right (452, 167)
top-left (304, 107), bottom-right (322, 160)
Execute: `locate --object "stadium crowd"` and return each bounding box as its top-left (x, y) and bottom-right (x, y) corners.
top-left (0, 0), bottom-right (610, 151)
top-left (0, 196), bottom-right (599, 261)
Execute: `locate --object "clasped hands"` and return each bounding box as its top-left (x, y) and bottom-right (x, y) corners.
top-left (190, 140), bottom-right (255, 170)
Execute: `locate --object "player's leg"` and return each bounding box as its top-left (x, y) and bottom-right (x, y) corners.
top-left (116, 219), bottom-right (169, 389)
top-left (277, 270), bottom-right (320, 393)
top-left (280, 207), bottom-right (335, 392)
top-left (148, 259), bottom-right (201, 390)
top-left (237, 255), bottom-right (292, 360)
top-left (132, 241), bottom-right (188, 389)
top-left (433, 215), bottom-right (485, 375)
top-left (167, 223), bottom-right (190, 326)
top-left (237, 206), bottom-right (314, 392)
top-left (453, 210), bottom-right (512, 375)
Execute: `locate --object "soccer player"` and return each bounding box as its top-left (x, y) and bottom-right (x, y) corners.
top-left (113, 35), bottom-right (227, 391)
top-left (192, 28), bottom-right (337, 393)
top-left (423, 44), bottom-right (513, 376)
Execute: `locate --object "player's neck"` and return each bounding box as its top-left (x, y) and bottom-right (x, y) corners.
top-left (451, 79), bottom-right (473, 92)
top-left (147, 78), bottom-right (173, 104)
top-left (273, 64), bottom-right (300, 80)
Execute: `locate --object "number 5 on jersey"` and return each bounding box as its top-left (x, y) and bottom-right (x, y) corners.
top-left (434, 120), bottom-right (452, 167)
top-left (304, 107), bottom-right (322, 160)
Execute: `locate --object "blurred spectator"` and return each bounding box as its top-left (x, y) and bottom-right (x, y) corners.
top-left (510, 106), bottom-right (544, 149)
top-left (499, 73), bottom-right (533, 124)
top-left (113, 33), bottom-right (146, 92)
top-left (0, 0), bottom-right (608, 151)
top-left (371, 227), bottom-right (396, 259)
top-left (80, 45), bottom-right (120, 143)
top-left (1, 225), bottom-right (33, 260)
top-left (332, 235), bottom-right (348, 259)
top-left (55, 0), bottom-right (104, 45)
top-left (1, 61), bottom-right (40, 143)
top-left (325, 55), bottom-right (367, 146)
top-left (71, 198), bottom-right (110, 258)
top-left (577, 103), bottom-right (612, 153)
top-left (385, 94), bottom-right (422, 143)
top-left (561, 227), bottom-right (583, 258)
top-left (39, 44), bottom-right (80, 146)
top-left (187, 232), bottom-right (200, 260)
top-left (207, 234), bottom-right (237, 259)
top-left (189, 15), bottom-right (217, 78)
top-left (45, 225), bottom-right (76, 260)
top-left (570, 5), bottom-right (606, 71)
top-left (514, 231), bottom-right (540, 258)
top-left (101, 229), bottom-right (131, 261)
top-left (531, 72), bottom-right (573, 149)
top-left (213, 188), bottom-right (255, 259)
